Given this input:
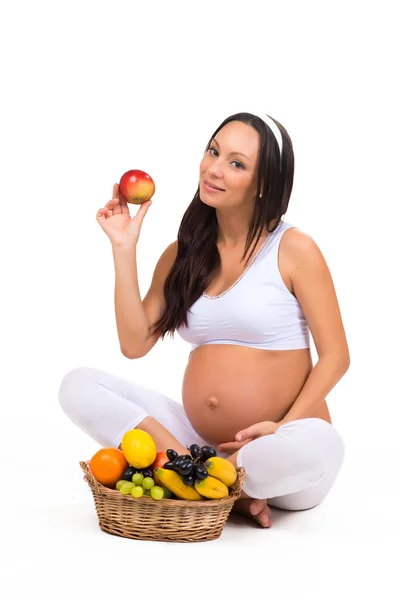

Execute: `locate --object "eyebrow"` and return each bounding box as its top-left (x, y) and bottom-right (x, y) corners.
top-left (211, 138), bottom-right (251, 161)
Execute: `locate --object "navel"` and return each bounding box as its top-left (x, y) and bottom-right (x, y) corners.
top-left (206, 395), bottom-right (219, 408)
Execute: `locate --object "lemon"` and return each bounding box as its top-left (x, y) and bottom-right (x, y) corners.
top-left (121, 429), bottom-right (157, 469)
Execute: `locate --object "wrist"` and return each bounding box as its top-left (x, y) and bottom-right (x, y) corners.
top-left (112, 242), bottom-right (137, 254)
top-left (112, 244), bottom-right (138, 262)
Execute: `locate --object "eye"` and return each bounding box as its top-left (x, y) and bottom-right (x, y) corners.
top-left (208, 147), bottom-right (244, 169)
top-left (231, 160), bottom-right (244, 169)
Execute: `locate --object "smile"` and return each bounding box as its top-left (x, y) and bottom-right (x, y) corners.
top-left (203, 180), bottom-right (225, 193)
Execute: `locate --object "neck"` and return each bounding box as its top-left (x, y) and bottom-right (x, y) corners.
top-left (216, 221), bottom-right (277, 249)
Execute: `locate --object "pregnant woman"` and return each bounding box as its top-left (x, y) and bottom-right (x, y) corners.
top-left (59, 112), bottom-right (349, 528)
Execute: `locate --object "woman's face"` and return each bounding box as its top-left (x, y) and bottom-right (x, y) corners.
top-left (199, 121), bottom-right (261, 209)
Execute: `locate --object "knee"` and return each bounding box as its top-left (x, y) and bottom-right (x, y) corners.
top-left (310, 419), bottom-right (345, 466)
top-left (279, 418), bottom-right (345, 462)
top-left (58, 367), bottom-right (95, 421)
top-left (303, 419), bottom-right (346, 477)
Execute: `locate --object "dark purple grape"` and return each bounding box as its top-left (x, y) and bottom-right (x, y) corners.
top-left (173, 456), bottom-right (185, 469)
top-left (142, 468), bottom-right (153, 478)
top-left (181, 454), bottom-right (192, 461)
top-left (122, 466), bottom-right (136, 480)
top-left (200, 446), bottom-right (217, 461)
top-left (179, 460), bottom-right (194, 476)
top-left (183, 473), bottom-right (195, 486)
top-left (195, 464), bottom-right (208, 480)
top-left (189, 444), bottom-right (202, 459)
top-left (166, 449), bottom-right (178, 461)
top-left (163, 461), bottom-right (175, 470)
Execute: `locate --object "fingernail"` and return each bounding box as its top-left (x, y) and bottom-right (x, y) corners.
top-left (237, 434), bottom-right (242, 441)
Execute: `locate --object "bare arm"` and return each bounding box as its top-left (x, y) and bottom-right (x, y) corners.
top-left (96, 183), bottom-right (177, 359)
top-left (112, 245), bottom-right (150, 358)
top-left (279, 229), bottom-right (350, 424)
top-left (113, 240), bottom-right (178, 358)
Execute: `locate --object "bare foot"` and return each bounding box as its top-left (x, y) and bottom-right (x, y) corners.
top-left (232, 498), bottom-right (272, 528)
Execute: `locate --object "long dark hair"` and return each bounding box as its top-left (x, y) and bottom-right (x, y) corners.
top-left (151, 112), bottom-right (295, 341)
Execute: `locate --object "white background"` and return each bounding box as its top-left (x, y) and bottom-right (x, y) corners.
top-left (1, 1), bottom-right (399, 598)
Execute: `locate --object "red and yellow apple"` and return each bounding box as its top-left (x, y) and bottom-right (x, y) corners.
top-left (151, 451), bottom-right (169, 485)
top-left (119, 169), bottom-right (156, 205)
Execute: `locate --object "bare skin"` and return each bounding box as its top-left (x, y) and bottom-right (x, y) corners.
top-left (226, 446), bottom-right (273, 527)
top-left (233, 498), bottom-right (272, 528)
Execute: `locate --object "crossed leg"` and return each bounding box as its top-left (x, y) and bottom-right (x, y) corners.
top-left (227, 418), bottom-right (345, 526)
top-left (59, 368), bottom-right (345, 528)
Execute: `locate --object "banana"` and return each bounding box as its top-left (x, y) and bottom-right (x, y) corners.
top-left (154, 467), bottom-right (203, 501)
top-left (195, 475), bottom-right (229, 499)
top-left (203, 457), bottom-right (237, 487)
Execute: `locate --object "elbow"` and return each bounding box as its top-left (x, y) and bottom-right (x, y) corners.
top-left (334, 350), bottom-right (351, 375)
top-left (321, 349), bottom-right (350, 375)
top-left (120, 347), bottom-right (143, 360)
top-left (342, 346), bottom-right (351, 373)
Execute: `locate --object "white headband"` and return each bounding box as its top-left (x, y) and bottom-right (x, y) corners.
top-left (254, 113), bottom-right (283, 157)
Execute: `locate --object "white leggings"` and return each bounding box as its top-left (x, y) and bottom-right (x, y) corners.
top-left (58, 367), bottom-right (345, 511)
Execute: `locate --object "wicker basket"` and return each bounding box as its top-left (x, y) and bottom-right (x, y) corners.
top-left (80, 460), bottom-right (245, 543)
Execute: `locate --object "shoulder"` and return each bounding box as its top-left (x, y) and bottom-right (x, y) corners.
top-left (153, 240), bottom-right (178, 279)
top-left (164, 239), bottom-right (178, 262)
top-left (279, 226), bottom-right (330, 290)
top-left (280, 226), bottom-right (325, 268)
top-left (280, 227), bottom-right (331, 295)
top-left (169, 239), bottom-right (178, 256)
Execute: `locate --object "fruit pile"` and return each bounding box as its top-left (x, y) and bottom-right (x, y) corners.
top-left (88, 430), bottom-right (237, 502)
top-left (162, 444), bottom-right (215, 486)
top-left (155, 444), bottom-right (237, 500)
top-left (116, 466), bottom-right (172, 500)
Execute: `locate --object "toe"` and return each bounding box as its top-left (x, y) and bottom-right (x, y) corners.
top-left (249, 499), bottom-right (272, 528)
top-left (258, 509), bottom-right (272, 528)
top-left (249, 498), bottom-right (265, 516)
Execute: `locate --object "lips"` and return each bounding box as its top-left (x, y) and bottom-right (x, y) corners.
top-left (204, 179), bottom-right (225, 191)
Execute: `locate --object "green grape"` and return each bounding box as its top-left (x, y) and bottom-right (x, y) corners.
top-left (116, 479), bottom-right (130, 491)
top-left (160, 486), bottom-right (172, 499)
top-left (150, 486), bottom-right (164, 500)
top-left (132, 472), bottom-right (144, 485)
top-left (119, 482), bottom-right (135, 495)
top-left (142, 477), bottom-right (155, 490)
top-left (131, 486), bottom-right (144, 498)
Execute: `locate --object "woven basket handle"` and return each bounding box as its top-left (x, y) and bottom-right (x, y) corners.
top-left (229, 467), bottom-right (246, 500)
top-left (79, 460), bottom-right (101, 494)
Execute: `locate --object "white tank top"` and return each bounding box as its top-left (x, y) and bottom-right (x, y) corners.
top-left (176, 220), bottom-right (310, 351)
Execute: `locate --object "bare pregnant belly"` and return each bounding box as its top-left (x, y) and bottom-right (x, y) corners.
top-left (181, 344), bottom-right (332, 445)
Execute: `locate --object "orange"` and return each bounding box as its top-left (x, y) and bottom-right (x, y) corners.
top-left (121, 429), bottom-right (157, 469)
top-left (89, 447), bottom-right (128, 487)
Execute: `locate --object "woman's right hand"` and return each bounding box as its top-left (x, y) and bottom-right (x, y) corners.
top-left (96, 183), bottom-right (152, 249)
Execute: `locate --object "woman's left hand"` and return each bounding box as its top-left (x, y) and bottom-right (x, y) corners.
top-left (218, 420), bottom-right (281, 454)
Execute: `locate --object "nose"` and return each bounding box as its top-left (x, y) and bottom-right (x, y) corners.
top-left (207, 162), bottom-right (224, 180)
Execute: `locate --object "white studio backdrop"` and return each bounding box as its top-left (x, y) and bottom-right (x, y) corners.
top-left (0, 0), bottom-right (399, 596)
